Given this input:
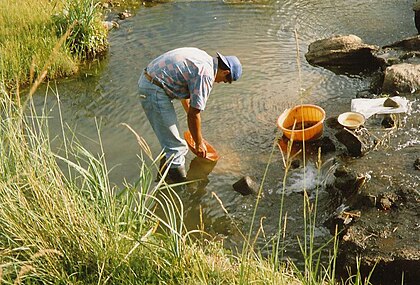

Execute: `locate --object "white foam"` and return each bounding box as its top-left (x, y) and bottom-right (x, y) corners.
top-left (278, 159), bottom-right (337, 195)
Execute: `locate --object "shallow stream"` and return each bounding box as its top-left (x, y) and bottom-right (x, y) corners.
top-left (33, 0), bottom-right (419, 264)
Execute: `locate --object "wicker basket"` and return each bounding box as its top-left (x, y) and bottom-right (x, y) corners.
top-left (277, 104), bottom-right (326, 141)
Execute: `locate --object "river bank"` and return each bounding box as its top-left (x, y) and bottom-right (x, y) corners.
top-left (303, 30), bottom-right (420, 285)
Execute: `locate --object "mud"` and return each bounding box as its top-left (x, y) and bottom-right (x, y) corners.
top-left (322, 110), bottom-right (420, 285)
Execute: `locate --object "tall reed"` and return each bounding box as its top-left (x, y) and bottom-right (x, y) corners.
top-left (0, 81), bottom-right (185, 283)
top-left (0, 83), bottom-right (303, 284)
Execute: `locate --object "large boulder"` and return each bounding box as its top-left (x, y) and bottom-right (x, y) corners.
top-left (382, 63), bottom-right (420, 94)
top-left (414, 1), bottom-right (420, 33)
top-left (305, 35), bottom-right (381, 73)
top-left (383, 35), bottom-right (420, 51)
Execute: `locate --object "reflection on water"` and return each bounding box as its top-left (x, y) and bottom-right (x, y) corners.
top-left (186, 157), bottom-right (217, 194)
top-left (32, 0), bottom-right (418, 264)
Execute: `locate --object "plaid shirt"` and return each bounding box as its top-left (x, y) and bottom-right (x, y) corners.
top-left (145, 47), bottom-right (216, 110)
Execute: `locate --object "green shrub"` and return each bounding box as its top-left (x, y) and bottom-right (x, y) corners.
top-left (0, 0), bottom-right (78, 89)
top-left (53, 0), bottom-right (108, 60)
top-left (0, 0), bottom-right (108, 89)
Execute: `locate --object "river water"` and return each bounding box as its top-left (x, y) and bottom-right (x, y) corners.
top-left (33, 0), bottom-right (418, 264)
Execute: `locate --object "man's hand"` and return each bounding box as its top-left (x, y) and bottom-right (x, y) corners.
top-left (195, 141), bottom-right (207, 158)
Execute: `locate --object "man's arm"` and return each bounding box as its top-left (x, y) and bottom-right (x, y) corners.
top-left (187, 106), bottom-right (207, 158)
top-left (181, 99), bottom-right (190, 113)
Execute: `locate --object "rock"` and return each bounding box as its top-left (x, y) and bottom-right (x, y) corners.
top-left (324, 151), bottom-right (420, 285)
top-left (377, 192), bottom-right (399, 211)
top-left (356, 90), bottom-right (376, 99)
top-left (305, 34), bottom-right (381, 74)
top-left (102, 21), bottom-right (119, 31)
top-left (325, 116), bottom-right (343, 129)
top-left (415, 11), bottom-right (420, 34)
top-left (324, 162), bottom-right (420, 285)
top-left (414, 158), bottom-right (420, 170)
top-left (378, 196), bottom-right (393, 211)
top-left (383, 97), bottom-right (400, 108)
top-left (413, 2), bottom-right (420, 34)
top-left (414, 0), bottom-right (420, 11)
top-left (330, 165), bottom-right (367, 202)
top-left (290, 159), bottom-right (300, 169)
top-left (335, 127), bottom-right (373, 157)
top-left (100, 2), bottom-right (112, 9)
top-left (232, 176), bottom-right (259, 196)
top-left (118, 11), bottom-right (132, 20)
top-left (309, 136), bottom-right (336, 154)
top-left (336, 221), bottom-right (420, 285)
top-left (278, 135), bottom-right (336, 158)
top-left (383, 35), bottom-right (420, 50)
top-left (382, 63), bottom-right (420, 94)
top-left (381, 114), bottom-right (395, 128)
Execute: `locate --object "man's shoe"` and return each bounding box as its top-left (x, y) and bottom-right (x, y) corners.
top-left (168, 166), bottom-right (187, 183)
top-left (155, 157), bottom-right (167, 182)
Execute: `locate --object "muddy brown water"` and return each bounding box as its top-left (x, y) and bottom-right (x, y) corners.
top-left (32, 0), bottom-right (419, 268)
top-left (285, 121), bottom-right (318, 130)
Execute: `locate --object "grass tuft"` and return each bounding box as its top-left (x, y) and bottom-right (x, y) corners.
top-left (0, 0), bottom-right (107, 90)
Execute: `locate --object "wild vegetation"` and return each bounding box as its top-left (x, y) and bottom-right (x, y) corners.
top-left (0, 85), bottom-right (299, 284)
top-left (0, 0), bottom-right (107, 90)
top-left (0, 0), bottom-right (374, 284)
top-left (0, 82), bottom-right (373, 284)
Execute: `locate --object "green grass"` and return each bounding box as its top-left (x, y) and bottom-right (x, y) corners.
top-left (0, 81), bottom-right (375, 284)
top-left (0, 0), bottom-right (107, 90)
top-left (53, 0), bottom-right (108, 60)
top-left (0, 84), bottom-right (303, 284)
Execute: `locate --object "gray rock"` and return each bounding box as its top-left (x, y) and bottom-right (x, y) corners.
top-left (383, 35), bottom-right (420, 50)
top-left (383, 97), bottom-right (400, 108)
top-left (232, 176), bottom-right (259, 196)
top-left (414, 158), bottom-right (420, 170)
top-left (305, 35), bottom-right (380, 73)
top-left (335, 127), bottom-right (374, 157)
top-left (382, 63), bottom-right (420, 94)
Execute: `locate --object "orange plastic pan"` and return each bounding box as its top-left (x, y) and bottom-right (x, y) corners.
top-left (184, 130), bottom-right (220, 161)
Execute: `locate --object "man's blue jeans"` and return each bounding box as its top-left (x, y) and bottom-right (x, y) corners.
top-left (138, 74), bottom-right (188, 169)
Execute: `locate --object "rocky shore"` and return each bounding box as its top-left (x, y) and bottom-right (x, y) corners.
top-left (303, 17), bottom-right (420, 285)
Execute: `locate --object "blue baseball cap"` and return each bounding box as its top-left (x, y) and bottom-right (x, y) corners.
top-left (216, 52), bottom-right (242, 82)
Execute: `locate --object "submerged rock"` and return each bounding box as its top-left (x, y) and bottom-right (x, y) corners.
top-left (102, 20), bottom-right (119, 31)
top-left (414, 158), bottom-right (420, 170)
top-left (383, 35), bottom-right (420, 50)
top-left (118, 11), bottom-right (132, 20)
top-left (414, 1), bottom-right (420, 33)
top-left (381, 114), bottom-right (396, 128)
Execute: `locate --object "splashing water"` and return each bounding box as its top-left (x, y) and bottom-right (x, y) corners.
top-left (280, 158), bottom-right (337, 195)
